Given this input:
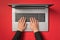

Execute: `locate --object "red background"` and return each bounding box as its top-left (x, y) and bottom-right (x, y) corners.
top-left (0, 0), bottom-right (60, 40)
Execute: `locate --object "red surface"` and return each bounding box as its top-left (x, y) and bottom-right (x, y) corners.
top-left (0, 0), bottom-right (60, 40)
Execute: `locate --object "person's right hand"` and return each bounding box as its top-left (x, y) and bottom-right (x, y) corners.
top-left (30, 17), bottom-right (39, 33)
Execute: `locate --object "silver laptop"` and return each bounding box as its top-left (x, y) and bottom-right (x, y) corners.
top-left (10, 4), bottom-right (52, 31)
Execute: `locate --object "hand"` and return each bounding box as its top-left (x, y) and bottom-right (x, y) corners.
top-left (17, 17), bottom-right (26, 32)
top-left (30, 17), bottom-right (39, 33)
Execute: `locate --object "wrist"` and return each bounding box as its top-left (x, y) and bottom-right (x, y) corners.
top-left (17, 28), bottom-right (23, 32)
top-left (33, 30), bottom-right (39, 33)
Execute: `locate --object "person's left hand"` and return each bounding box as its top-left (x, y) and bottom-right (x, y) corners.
top-left (17, 17), bottom-right (26, 32)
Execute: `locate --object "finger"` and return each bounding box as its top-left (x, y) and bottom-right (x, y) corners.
top-left (21, 16), bottom-right (25, 22)
top-left (18, 17), bottom-right (23, 22)
top-left (31, 17), bottom-right (34, 22)
top-left (33, 17), bottom-right (36, 22)
top-left (22, 16), bottom-right (26, 22)
top-left (20, 17), bottom-right (24, 22)
top-left (24, 17), bottom-right (26, 22)
top-left (33, 17), bottom-right (37, 23)
top-left (30, 17), bottom-right (34, 23)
